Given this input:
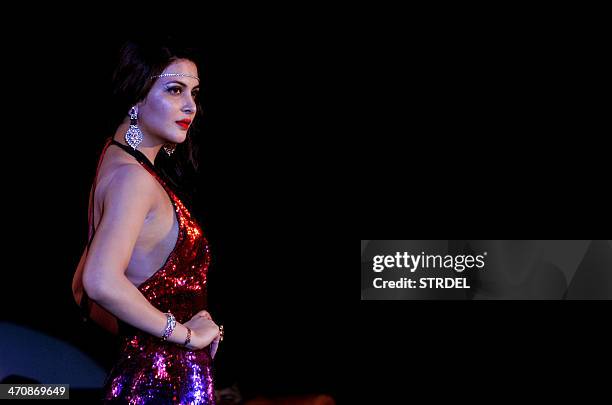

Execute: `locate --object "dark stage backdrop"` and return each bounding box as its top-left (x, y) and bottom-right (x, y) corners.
top-left (1, 27), bottom-right (340, 402)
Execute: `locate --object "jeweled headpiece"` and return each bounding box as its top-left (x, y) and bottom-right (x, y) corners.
top-left (151, 73), bottom-right (200, 81)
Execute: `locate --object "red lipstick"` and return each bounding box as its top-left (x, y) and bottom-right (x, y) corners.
top-left (176, 119), bottom-right (191, 130)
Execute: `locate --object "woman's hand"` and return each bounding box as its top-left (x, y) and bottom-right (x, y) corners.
top-left (209, 334), bottom-right (221, 359)
top-left (183, 311), bottom-right (220, 350)
top-left (194, 310), bottom-right (222, 358)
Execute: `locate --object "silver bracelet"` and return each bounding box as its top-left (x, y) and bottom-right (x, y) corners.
top-left (161, 312), bottom-right (176, 341)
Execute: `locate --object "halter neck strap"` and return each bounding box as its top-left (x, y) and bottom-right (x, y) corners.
top-left (110, 140), bottom-right (156, 170)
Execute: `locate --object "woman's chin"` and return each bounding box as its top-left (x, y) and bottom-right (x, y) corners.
top-left (164, 133), bottom-right (187, 144)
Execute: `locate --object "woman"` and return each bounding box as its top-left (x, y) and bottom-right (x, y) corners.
top-left (72, 38), bottom-right (222, 404)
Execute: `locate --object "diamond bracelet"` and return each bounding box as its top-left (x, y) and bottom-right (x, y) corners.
top-left (161, 312), bottom-right (176, 341)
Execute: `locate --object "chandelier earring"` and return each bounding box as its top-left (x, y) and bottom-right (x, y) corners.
top-left (125, 106), bottom-right (143, 150)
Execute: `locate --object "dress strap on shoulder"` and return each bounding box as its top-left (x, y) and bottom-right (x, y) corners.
top-left (109, 140), bottom-right (175, 193)
top-left (110, 140), bottom-right (156, 171)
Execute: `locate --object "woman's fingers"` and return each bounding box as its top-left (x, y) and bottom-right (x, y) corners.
top-left (210, 336), bottom-right (220, 359)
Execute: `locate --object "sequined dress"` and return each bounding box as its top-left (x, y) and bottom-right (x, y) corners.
top-left (85, 139), bottom-right (215, 404)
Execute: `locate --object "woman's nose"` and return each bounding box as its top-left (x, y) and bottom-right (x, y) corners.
top-left (182, 98), bottom-right (196, 114)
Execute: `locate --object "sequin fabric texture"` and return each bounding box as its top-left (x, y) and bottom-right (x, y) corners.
top-left (98, 140), bottom-right (214, 404)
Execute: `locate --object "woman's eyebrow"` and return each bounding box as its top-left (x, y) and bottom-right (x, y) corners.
top-left (165, 80), bottom-right (200, 90)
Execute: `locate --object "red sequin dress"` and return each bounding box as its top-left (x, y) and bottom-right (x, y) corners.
top-left (85, 139), bottom-right (215, 404)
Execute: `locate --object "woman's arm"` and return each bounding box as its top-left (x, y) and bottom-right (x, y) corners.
top-left (73, 245), bottom-right (119, 335)
top-left (81, 164), bottom-right (191, 345)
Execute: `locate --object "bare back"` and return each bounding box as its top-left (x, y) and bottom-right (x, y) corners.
top-left (92, 145), bottom-right (179, 286)
top-left (72, 143), bottom-right (178, 333)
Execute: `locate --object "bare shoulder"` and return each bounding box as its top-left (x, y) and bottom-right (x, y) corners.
top-left (102, 163), bottom-right (159, 210)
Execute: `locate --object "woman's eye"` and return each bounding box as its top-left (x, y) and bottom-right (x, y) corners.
top-left (167, 86), bottom-right (182, 95)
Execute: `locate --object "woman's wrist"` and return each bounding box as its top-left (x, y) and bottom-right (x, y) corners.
top-left (183, 326), bottom-right (192, 347)
top-left (161, 312), bottom-right (176, 341)
top-left (183, 326), bottom-right (197, 349)
top-left (159, 313), bottom-right (191, 347)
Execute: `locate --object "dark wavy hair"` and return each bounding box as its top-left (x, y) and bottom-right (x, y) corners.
top-left (110, 36), bottom-right (205, 204)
